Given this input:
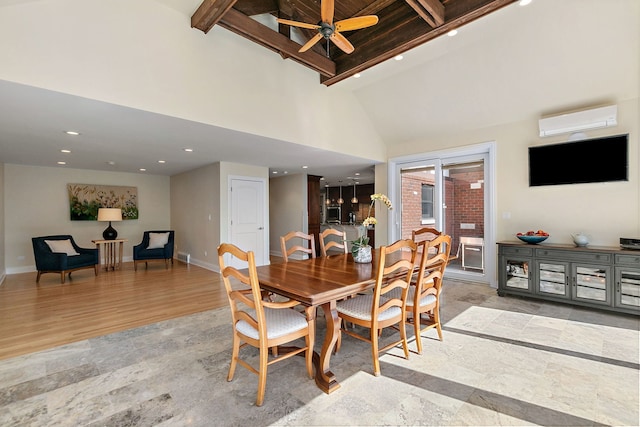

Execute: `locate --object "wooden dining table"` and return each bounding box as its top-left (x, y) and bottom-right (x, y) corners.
top-left (254, 250), bottom-right (406, 394)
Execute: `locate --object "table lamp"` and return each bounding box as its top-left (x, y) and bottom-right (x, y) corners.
top-left (97, 208), bottom-right (122, 240)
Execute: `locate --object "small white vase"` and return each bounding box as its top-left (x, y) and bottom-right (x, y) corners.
top-left (353, 245), bottom-right (372, 263)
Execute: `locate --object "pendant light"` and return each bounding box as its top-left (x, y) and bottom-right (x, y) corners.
top-left (351, 182), bottom-right (358, 204)
top-left (337, 183), bottom-right (344, 204)
top-left (325, 185), bottom-right (331, 205)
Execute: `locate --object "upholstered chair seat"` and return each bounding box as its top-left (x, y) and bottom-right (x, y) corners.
top-left (133, 230), bottom-right (175, 271)
top-left (32, 235), bottom-right (99, 283)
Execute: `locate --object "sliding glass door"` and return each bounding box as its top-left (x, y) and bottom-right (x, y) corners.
top-left (391, 143), bottom-right (495, 284)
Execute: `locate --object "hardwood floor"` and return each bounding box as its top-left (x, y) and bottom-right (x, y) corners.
top-left (0, 261), bottom-right (228, 361)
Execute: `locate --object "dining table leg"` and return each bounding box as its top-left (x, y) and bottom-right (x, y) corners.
top-left (314, 300), bottom-right (341, 393)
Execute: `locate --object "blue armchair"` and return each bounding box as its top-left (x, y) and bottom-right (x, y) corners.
top-left (32, 235), bottom-right (99, 283)
top-left (133, 230), bottom-right (175, 271)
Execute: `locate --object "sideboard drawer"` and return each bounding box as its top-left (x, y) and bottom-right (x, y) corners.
top-left (615, 254), bottom-right (640, 266)
top-left (500, 246), bottom-right (533, 257)
top-left (536, 248), bottom-right (611, 264)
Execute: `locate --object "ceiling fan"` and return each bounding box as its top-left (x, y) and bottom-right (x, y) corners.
top-left (276, 0), bottom-right (378, 55)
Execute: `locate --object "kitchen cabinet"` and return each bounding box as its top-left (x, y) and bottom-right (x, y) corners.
top-left (498, 242), bottom-right (638, 315)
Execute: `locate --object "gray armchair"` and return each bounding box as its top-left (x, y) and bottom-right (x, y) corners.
top-left (32, 235), bottom-right (99, 283)
top-left (133, 230), bottom-right (175, 271)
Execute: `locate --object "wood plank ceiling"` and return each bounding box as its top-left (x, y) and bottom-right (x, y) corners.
top-left (192, 0), bottom-right (517, 86)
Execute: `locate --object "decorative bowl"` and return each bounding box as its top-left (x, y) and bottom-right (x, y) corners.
top-left (517, 234), bottom-right (549, 244)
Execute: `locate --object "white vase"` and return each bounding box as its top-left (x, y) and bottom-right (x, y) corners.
top-left (353, 245), bottom-right (372, 263)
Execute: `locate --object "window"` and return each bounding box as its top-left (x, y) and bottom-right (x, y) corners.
top-left (421, 184), bottom-right (434, 221)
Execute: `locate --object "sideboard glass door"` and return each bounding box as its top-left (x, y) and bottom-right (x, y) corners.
top-left (536, 261), bottom-right (569, 299)
top-left (505, 258), bottom-right (531, 292)
top-left (572, 264), bottom-right (611, 305)
top-left (615, 267), bottom-right (640, 311)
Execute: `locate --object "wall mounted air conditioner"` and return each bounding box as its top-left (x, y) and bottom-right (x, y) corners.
top-left (538, 105), bottom-right (617, 137)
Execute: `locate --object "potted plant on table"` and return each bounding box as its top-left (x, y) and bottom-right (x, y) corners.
top-left (351, 193), bottom-right (393, 263)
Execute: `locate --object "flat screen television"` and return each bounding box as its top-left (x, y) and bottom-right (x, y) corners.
top-left (528, 134), bottom-right (629, 186)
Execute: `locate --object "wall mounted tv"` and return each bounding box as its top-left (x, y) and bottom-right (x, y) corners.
top-left (528, 134), bottom-right (629, 186)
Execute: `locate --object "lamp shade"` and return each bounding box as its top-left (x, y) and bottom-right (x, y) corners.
top-left (97, 208), bottom-right (122, 222)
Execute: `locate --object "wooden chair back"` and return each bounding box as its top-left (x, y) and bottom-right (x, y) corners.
top-left (280, 231), bottom-right (316, 262)
top-left (217, 243), bottom-right (315, 406)
top-left (408, 234), bottom-right (452, 354)
top-left (319, 228), bottom-right (348, 257)
top-left (411, 227), bottom-right (442, 245)
top-left (336, 239), bottom-right (418, 376)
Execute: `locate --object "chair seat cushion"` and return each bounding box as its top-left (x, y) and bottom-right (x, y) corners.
top-left (147, 232), bottom-right (170, 249)
top-left (336, 294), bottom-right (402, 321)
top-left (44, 239), bottom-right (79, 256)
top-left (405, 287), bottom-right (437, 308)
top-left (236, 307), bottom-right (308, 340)
top-left (388, 284), bottom-right (436, 308)
top-left (66, 253), bottom-right (97, 268)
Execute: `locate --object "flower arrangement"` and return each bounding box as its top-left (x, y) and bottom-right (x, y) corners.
top-left (351, 193), bottom-right (393, 257)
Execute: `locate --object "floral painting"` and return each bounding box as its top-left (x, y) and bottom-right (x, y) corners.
top-left (68, 184), bottom-right (139, 220)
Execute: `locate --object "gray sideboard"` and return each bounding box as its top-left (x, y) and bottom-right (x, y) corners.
top-left (497, 241), bottom-right (640, 315)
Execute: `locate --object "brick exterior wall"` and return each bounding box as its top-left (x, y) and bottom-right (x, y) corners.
top-left (400, 165), bottom-right (484, 260)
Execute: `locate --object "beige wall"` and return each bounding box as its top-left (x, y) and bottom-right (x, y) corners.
top-left (170, 163), bottom-right (220, 271)
top-left (0, 0), bottom-right (385, 162)
top-left (269, 174), bottom-right (308, 257)
top-left (387, 98), bottom-right (639, 247)
top-left (0, 163), bottom-right (4, 284)
top-left (170, 161), bottom-right (269, 271)
top-left (4, 164), bottom-right (170, 274)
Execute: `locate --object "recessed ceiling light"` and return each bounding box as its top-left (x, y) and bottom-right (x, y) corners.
top-left (139, 168), bottom-right (146, 172)
top-left (320, 177), bottom-right (325, 180)
top-left (107, 161), bottom-right (116, 165)
top-left (302, 165), bottom-right (308, 169)
top-left (158, 160), bottom-right (166, 164)
top-left (353, 73), bottom-right (361, 78)
top-left (65, 131), bottom-right (80, 136)
top-left (519, 0), bottom-right (532, 5)
top-left (183, 148), bottom-right (193, 152)
top-left (272, 171), bottom-right (278, 174)
top-left (394, 55), bottom-right (403, 61)
top-left (448, 29), bottom-right (458, 37)
top-left (60, 149), bottom-right (71, 153)
top-left (355, 172), bottom-right (360, 176)
top-left (283, 171), bottom-right (288, 174)
top-left (57, 161), bottom-right (66, 165)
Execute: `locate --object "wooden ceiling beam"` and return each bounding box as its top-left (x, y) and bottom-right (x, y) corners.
top-left (354, 0), bottom-right (397, 17)
top-left (404, 0), bottom-right (445, 27)
top-left (192, 0), bottom-right (239, 33)
top-left (219, 8), bottom-right (336, 77)
top-left (323, 0), bottom-right (517, 85)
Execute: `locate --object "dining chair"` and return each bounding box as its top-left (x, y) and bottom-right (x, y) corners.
top-left (412, 227), bottom-right (457, 262)
top-left (335, 239), bottom-right (418, 376)
top-left (411, 227), bottom-right (442, 245)
top-left (319, 228), bottom-right (348, 257)
top-left (405, 234), bottom-right (451, 354)
top-left (280, 231), bottom-right (316, 262)
top-left (217, 243), bottom-right (316, 406)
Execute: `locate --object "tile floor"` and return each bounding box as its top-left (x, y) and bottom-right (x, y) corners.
top-left (0, 280), bottom-right (638, 426)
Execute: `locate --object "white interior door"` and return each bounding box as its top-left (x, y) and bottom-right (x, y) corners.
top-left (230, 177), bottom-right (267, 266)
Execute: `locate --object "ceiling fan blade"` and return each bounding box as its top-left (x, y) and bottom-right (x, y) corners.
top-left (330, 32), bottom-right (355, 54)
top-left (335, 15), bottom-right (379, 32)
top-left (277, 18), bottom-right (320, 30)
top-left (321, 0), bottom-right (334, 24)
top-left (299, 33), bottom-right (324, 53)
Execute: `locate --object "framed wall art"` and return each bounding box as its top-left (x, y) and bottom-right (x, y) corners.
top-left (68, 183), bottom-right (139, 220)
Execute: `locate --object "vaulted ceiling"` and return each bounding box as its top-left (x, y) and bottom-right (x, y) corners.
top-left (191, 0), bottom-right (517, 85)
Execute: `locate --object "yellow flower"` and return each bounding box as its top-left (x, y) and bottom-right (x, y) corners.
top-left (352, 193), bottom-right (392, 254)
top-left (363, 217), bottom-right (377, 227)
